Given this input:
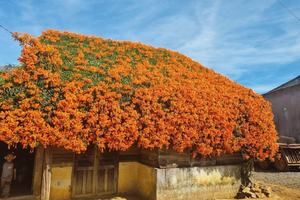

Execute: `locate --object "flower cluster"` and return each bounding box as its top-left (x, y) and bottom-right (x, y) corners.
top-left (0, 29), bottom-right (278, 160)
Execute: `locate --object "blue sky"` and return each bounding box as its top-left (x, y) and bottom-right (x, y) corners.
top-left (1, 0), bottom-right (300, 94)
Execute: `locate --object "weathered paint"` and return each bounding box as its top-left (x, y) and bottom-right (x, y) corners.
top-left (118, 162), bottom-right (139, 194)
top-left (136, 162), bottom-right (157, 199)
top-left (118, 162), bottom-right (156, 199)
top-left (156, 165), bottom-right (242, 200)
top-left (118, 162), bottom-right (242, 200)
top-left (50, 166), bottom-right (72, 200)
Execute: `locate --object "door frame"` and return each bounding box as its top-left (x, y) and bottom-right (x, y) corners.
top-left (71, 145), bottom-right (118, 198)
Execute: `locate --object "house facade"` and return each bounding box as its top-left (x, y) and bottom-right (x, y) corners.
top-left (22, 144), bottom-right (245, 200)
top-left (0, 29), bottom-right (276, 200)
top-left (263, 75), bottom-right (300, 142)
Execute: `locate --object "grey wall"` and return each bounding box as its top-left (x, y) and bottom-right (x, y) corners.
top-left (263, 84), bottom-right (300, 142)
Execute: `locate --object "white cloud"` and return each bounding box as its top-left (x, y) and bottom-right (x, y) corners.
top-left (1, 0), bottom-right (300, 93)
top-left (162, 1), bottom-right (300, 86)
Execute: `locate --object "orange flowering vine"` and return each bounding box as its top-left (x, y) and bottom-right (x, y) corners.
top-left (0, 29), bottom-right (278, 160)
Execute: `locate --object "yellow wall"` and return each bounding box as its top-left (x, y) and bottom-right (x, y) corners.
top-left (118, 162), bottom-right (138, 193)
top-left (49, 161), bottom-right (241, 200)
top-left (50, 161), bottom-right (157, 200)
top-left (50, 166), bottom-right (72, 200)
top-left (136, 163), bottom-right (156, 199)
top-left (118, 162), bottom-right (157, 200)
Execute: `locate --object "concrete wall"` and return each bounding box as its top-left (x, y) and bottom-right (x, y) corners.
top-left (50, 166), bottom-right (72, 200)
top-left (118, 162), bottom-right (242, 200)
top-left (263, 84), bottom-right (300, 142)
top-left (156, 165), bottom-right (242, 200)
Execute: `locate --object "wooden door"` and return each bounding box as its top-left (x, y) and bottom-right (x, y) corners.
top-left (72, 145), bottom-right (96, 198)
top-left (72, 145), bottom-right (117, 198)
top-left (96, 150), bottom-right (117, 195)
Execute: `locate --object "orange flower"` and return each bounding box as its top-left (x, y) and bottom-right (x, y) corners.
top-left (0, 29), bottom-right (278, 159)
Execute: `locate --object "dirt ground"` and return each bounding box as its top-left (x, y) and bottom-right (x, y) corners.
top-left (86, 194), bottom-right (145, 200)
top-left (89, 184), bottom-right (300, 200)
top-left (251, 180), bottom-right (300, 200)
top-left (90, 184), bottom-right (300, 200)
top-left (250, 166), bottom-right (300, 200)
top-left (221, 165), bottom-right (300, 200)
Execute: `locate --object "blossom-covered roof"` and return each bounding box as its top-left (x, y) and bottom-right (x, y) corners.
top-left (0, 29), bottom-right (278, 159)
